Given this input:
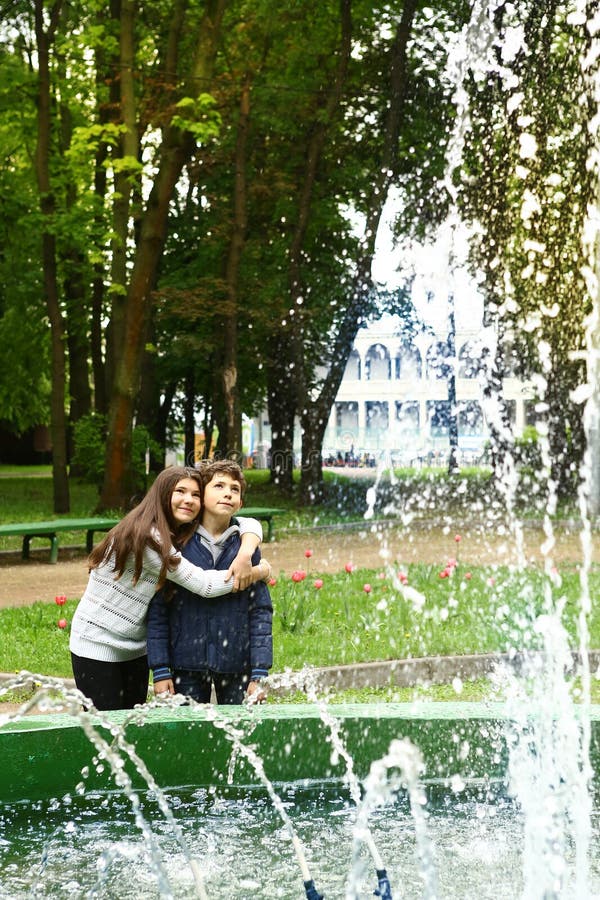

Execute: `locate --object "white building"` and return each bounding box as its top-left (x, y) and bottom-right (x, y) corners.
top-left (251, 314), bottom-right (536, 468)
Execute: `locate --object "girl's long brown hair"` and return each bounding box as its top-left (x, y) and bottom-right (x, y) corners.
top-left (88, 466), bottom-right (202, 587)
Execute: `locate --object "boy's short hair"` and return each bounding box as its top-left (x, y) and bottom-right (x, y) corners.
top-left (198, 459), bottom-right (247, 500)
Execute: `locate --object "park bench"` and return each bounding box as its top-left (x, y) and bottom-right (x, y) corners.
top-left (0, 508), bottom-right (283, 565)
top-left (239, 507), bottom-right (284, 543)
top-left (0, 517), bottom-right (120, 565)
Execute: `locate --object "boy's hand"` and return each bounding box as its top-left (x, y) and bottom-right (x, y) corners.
top-left (246, 680), bottom-right (267, 704)
top-left (154, 678), bottom-right (175, 697)
top-left (226, 551), bottom-right (253, 591)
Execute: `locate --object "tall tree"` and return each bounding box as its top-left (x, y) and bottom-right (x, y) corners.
top-left (296, 0), bottom-right (419, 503)
top-left (99, 0), bottom-right (228, 508)
top-left (34, 0), bottom-right (70, 512)
top-left (459, 1), bottom-right (593, 502)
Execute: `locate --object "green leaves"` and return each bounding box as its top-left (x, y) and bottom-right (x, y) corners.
top-left (171, 94), bottom-right (222, 143)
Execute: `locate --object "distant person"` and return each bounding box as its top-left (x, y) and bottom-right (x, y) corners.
top-left (147, 460), bottom-right (273, 705)
top-left (70, 466), bottom-right (270, 711)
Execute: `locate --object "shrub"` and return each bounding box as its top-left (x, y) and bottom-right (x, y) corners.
top-left (71, 413), bottom-right (162, 492)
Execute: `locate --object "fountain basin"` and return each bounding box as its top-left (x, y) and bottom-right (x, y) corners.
top-left (3, 701), bottom-right (600, 803)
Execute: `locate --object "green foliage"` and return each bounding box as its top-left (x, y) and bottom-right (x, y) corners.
top-left (514, 426), bottom-right (542, 472)
top-left (0, 307), bottom-right (51, 432)
top-left (71, 413), bottom-right (162, 492)
top-left (66, 122), bottom-right (127, 161)
top-left (457, 1), bottom-right (591, 496)
top-left (171, 94), bottom-right (222, 142)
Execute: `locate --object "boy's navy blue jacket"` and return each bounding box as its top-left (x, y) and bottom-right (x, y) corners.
top-left (146, 531), bottom-right (273, 676)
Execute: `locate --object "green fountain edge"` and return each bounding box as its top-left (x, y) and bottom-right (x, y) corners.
top-left (3, 701), bottom-right (600, 804)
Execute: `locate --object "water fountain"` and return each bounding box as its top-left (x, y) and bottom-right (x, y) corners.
top-left (3, 2), bottom-right (600, 897)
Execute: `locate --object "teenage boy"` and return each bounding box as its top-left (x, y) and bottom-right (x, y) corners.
top-left (146, 460), bottom-right (273, 704)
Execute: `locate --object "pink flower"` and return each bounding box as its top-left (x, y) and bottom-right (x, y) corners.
top-left (464, 572), bottom-right (472, 580)
top-left (344, 562), bottom-right (354, 573)
top-left (54, 594), bottom-right (67, 607)
top-left (57, 618), bottom-right (68, 629)
top-left (398, 571), bottom-right (408, 584)
top-left (377, 571), bottom-right (386, 579)
top-left (291, 570), bottom-right (307, 583)
top-left (268, 578), bottom-right (277, 587)
top-left (455, 534), bottom-right (462, 543)
top-left (363, 583), bottom-right (372, 594)
top-left (313, 578), bottom-right (323, 589)
top-left (304, 549), bottom-right (313, 558)
top-left (439, 569), bottom-right (450, 579)
top-left (487, 577), bottom-right (495, 587)
top-left (446, 558), bottom-right (457, 569)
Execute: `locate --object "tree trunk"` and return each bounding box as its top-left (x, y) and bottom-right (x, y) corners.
top-left (104, 0), bottom-right (138, 401)
top-left (91, 0), bottom-right (121, 415)
top-left (266, 334), bottom-right (297, 494)
top-left (34, 0), bottom-right (70, 513)
top-left (156, 380), bottom-right (178, 465)
top-left (184, 371), bottom-right (196, 466)
top-left (447, 296), bottom-right (459, 474)
top-left (222, 80), bottom-right (250, 461)
top-left (587, 255), bottom-right (600, 516)
top-left (99, 0), bottom-right (228, 509)
top-left (299, 0), bottom-right (419, 504)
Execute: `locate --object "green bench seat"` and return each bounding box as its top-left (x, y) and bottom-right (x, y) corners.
top-left (239, 507), bottom-right (284, 542)
top-left (0, 507), bottom-right (283, 565)
top-left (0, 518), bottom-right (120, 564)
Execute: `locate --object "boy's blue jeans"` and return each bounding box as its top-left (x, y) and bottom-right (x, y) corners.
top-left (174, 669), bottom-right (247, 705)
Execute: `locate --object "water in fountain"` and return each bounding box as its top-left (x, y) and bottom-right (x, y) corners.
top-left (0, 673), bottom-right (208, 899)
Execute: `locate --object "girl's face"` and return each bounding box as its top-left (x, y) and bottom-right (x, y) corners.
top-left (170, 477), bottom-right (202, 526)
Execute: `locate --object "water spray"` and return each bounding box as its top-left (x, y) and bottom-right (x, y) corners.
top-left (352, 737), bottom-right (437, 899)
top-left (200, 699), bottom-right (325, 899)
top-left (268, 666), bottom-right (395, 899)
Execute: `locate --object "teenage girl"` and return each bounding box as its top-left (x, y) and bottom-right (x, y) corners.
top-left (69, 465), bottom-right (270, 710)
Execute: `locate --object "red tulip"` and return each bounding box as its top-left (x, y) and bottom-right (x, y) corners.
top-left (314, 578), bottom-right (323, 589)
top-left (363, 583), bottom-right (372, 594)
top-left (455, 534), bottom-right (462, 543)
top-left (344, 562), bottom-right (354, 573)
top-left (304, 549), bottom-right (313, 558)
top-left (268, 577), bottom-right (277, 587)
top-left (57, 618), bottom-right (68, 629)
top-left (291, 569), bottom-right (307, 583)
top-left (55, 594), bottom-right (67, 606)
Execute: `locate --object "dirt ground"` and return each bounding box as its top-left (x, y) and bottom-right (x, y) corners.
top-left (0, 520), bottom-right (597, 608)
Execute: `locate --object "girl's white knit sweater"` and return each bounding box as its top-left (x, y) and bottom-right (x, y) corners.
top-left (69, 518), bottom-right (262, 663)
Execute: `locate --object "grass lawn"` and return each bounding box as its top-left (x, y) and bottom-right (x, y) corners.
top-left (1, 560), bottom-right (597, 692)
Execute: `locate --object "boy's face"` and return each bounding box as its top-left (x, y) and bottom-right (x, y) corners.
top-left (202, 472), bottom-right (243, 520)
